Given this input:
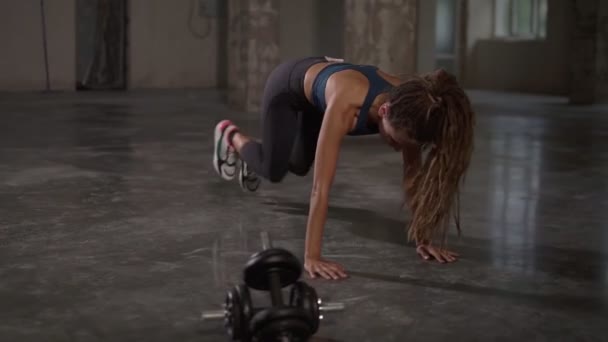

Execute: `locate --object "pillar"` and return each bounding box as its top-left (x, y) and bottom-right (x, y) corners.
top-left (344, 0), bottom-right (418, 75)
top-left (569, 0), bottom-right (608, 104)
top-left (597, 1), bottom-right (608, 101)
top-left (227, 0), bottom-right (280, 112)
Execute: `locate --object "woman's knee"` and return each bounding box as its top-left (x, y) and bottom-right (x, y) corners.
top-left (267, 171), bottom-right (287, 183)
top-left (265, 163), bottom-right (289, 183)
top-left (288, 162), bottom-right (311, 177)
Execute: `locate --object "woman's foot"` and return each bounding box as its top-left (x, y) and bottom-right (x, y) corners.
top-left (213, 120), bottom-right (239, 180)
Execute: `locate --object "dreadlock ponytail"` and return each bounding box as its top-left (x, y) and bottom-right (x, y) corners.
top-left (388, 69), bottom-right (475, 244)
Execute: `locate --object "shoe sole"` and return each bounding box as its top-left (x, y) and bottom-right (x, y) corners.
top-left (239, 162), bottom-right (261, 192)
top-left (213, 120), bottom-right (236, 181)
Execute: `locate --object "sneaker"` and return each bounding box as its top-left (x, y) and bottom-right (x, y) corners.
top-left (239, 161), bottom-right (261, 192)
top-left (213, 120), bottom-right (239, 181)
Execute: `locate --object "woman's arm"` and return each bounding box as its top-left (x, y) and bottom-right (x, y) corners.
top-left (303, 100), bottom-right (354, 280)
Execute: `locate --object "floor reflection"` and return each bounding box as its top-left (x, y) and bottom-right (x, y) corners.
top-left (486, 125), bottom-right (542, 273)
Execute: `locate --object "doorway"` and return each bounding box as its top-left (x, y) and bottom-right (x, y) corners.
top-left (76, 0), bottom-right (128, 90)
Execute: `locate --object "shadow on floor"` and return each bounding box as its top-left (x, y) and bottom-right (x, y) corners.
top-left (264, 199), bottom-right (608, 283)
top-left (309, 337), bottom-right (343, 342)
top-left (197, 327), bottom-right (343, 342)
top-left (348, 270), bottom-right (608, 315)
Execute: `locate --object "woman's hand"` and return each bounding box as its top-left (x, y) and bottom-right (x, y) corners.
top-left (304, 256), bottom-right (348, 280)
top-left (416, 240), bottom-right (459, 263)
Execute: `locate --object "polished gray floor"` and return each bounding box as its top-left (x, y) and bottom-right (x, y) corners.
top-left (1, 89), bottom-right (607, 342)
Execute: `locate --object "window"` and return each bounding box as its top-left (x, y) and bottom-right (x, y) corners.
top-left (494, 0), bottom-right (548, 39)
top-left (435, 0), bottom-right (462, 76)
top-left (436, 0), bottom-right (458, 56)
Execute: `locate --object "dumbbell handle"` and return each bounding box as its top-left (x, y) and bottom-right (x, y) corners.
top-left (319, 302), bottom-right (345, 312)
top-left (261, 231), bottom-right (272, 250)
top-left (200, 301), bottom-right (345, 321)
top-left (201, 311), bottom-right (225, 320)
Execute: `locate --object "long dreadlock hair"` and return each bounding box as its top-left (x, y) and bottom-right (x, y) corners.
top-left (386, 68), bottom-right (475, 244)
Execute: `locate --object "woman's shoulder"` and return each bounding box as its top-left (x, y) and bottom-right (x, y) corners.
top-left (328, 73), bottom-right (370, 109)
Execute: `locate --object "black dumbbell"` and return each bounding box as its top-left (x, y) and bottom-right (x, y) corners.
top-left (243, 234), bottom-right (312, 341)
top-left (224, 284), bottom-right (253, 341)
top-left (289, 281), bottom-right (344, 334)
top-left (201, 232), bottom-right (345, 341)
top-left (243, 232), bottom-right (302, 307)
top-left (249, 306), bottom-right (313, 341)
top-left (246, 278), bottom-right (345, 341)
top-left (202, 284), bottom-right (345, 342)
top-left (243, 247), bottom-right (302, 303)
top-left (202, 284), bottom-right (253, 341)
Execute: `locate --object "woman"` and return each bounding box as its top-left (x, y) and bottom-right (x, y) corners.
top-left (212, 56), bottom-right (475, 280)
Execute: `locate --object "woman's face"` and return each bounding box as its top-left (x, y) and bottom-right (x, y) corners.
top-left (378, 102), bottom-right (412, 151)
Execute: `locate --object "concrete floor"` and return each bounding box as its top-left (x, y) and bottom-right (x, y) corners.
top-left (1, 89), bottom-right (608, 342)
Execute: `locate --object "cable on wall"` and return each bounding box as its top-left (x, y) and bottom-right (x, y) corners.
top-left (40, 0), bottom-right (50, 91)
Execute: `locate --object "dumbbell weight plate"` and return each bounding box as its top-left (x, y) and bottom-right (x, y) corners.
top-left (243, 248), bottom-right (302, 291)
top-left (250, 307), bottom-right (313, 342)
top-left (289, 281), bottom-right (320, 333)
top-left (224, 284), bottom-right (253, 341)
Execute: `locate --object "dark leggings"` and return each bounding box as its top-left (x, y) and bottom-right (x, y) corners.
top-left (240, 57), bottom-right (326, 182)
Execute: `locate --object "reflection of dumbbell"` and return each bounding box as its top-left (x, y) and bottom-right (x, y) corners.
top-left (201, 232), bottom-right (345, 341)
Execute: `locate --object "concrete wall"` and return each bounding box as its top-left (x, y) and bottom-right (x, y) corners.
top-left (280, 0), bottom-right (316, 60)
top-left (0, 0), bottom-right (219, 91)
top-left (464, 0), bottom-right (572, 95)
top-left (344, 0), bottom-right (418, 74)
top-left (226, 0), bottom-right (280, 112)
top-left (128, 0), bottom-right (219, 88)
top-left (314, 0), bottom-right (345, 59)
top-left (0, 0), bottom-right (75, 91)
top-left (280, 0), bottom-right (435, 74)
top-left (279, 0), bottom-right (345, 61)
top-left (416, 0), bottom-right (437, 74)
